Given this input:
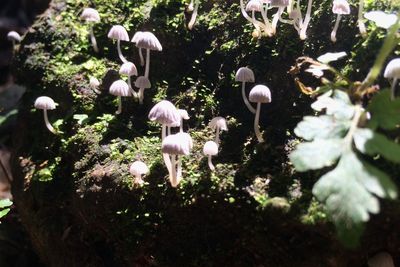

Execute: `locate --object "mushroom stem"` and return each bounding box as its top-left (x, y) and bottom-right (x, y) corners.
top-left (139, 87), bottom-right (144, 104)
top-left (188, 0), bottom-right (199, 30)
top-left (117, 39), bottom-right (128, 64)
top-left (240, 0), bottom-right (267, 33)
top-left (215, 127), bottom-right (220, 145)
top-left (271, 7), bottom-right (285, 35)
top-left (89, 26), bottom-right (99, 53)
top-left (116, 96), bottom-right (122, 114)
top-left (177, 156), bottom-right (183, 183)
top-left (242, 82), bottom-right (256, 114)
top-left (138, 48), bottom-right (145, 66)
top-left (144, 49), bottom-right (150, 79)
top-left (170, 155), bottom-right (178, 187)
top-left (391, 78), bottom-right (398, 100)
top-left (299, 0), bottom-right (313, 40)
top-left (180, 119), bottom-right (184, 132)
top-left (207, 155), bottom-right (215, 171)
top-left (260, 4), bottom-right (274, 35)
top-left (43, 109), bottom-right (56, 134)
top-left (92, 87), bottom-right (102, 94)
top-left (330, 14), bottom-right (341, 43)
top-left (127, 76), bottom-right (137, 99)
top-left (135, 174), bottom-right (144, 185)
top-left (254, 102), bottom-right (264, 143)
top-left (358, 0), bottom-right (367, 37)
top-left (162, 124), bottom-right (173, 176)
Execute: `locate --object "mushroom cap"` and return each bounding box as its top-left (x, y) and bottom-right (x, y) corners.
top-left (203, 141), bottom-right (218, 156)
top-left (368, 252), bottom-right (394, 267)
top-left (34, 96), bottom-right (56, 110)
top-left (235, 67), bottom-right (255, 83)
top-left (131, 31), bottom-right (144, 43)
top-left (81, 8), bottom-right (100, 22)
top-left (178, 109), bottom-right (190, 120)
top-left (135, 76), bottom-right (151, 89)
top-left (249, 85), bottom-right (272, 103)
top-left (270, 0), bottom-right (289, 7)
top-left (135, 32), bottom-right (162, 51)
top-left (246, 0), bottom-right (262, 12)
top-left (89, 77), bottom-right (100, 88)
top-left (162, 132), bottom-right (192, 155)
top-left (119, 62), bottom-right (138, 76)
top-left (7, 31), bottom-right (21, 42)
top-left (107, 25), bottom-right (129, 41)
top-left (332, 0), bottom-right (350, 15)
top-left (109, 80), bottom-right (131, 96)
top-left (209, 117), bottom-right (228, 131)
top-left (384, 58), bottom-right (400, 79)
top-left (129, 161), bottom-right (149, 176)
top-left (148, 100), bottom-right (181, 127)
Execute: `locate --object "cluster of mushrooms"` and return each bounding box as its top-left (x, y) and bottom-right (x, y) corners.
top-left (240, 0), bottom-right (367, 41)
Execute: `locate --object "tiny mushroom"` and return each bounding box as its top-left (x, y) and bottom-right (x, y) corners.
top-left (7, 31), bottom-right (21, 49)
top-left (235, 67), bottom-right (256, 114)
top-left (177, 109), bottom-right (190, 132)
top-left (34, 96), bottom-right (57, 134)
top-left (108, 25), bottom-right (130, 63)
top-left (330, 0), bottom-right (350, 42)
top-left (80, 8), bottom-right (100, 53)
top-left (249, 84), bottom-right (272, 143)
top-left (162, 132), bottom-right (192, 187)
top-left (134, 76), bottom-right (151, 104)
top-left (203, 141), bottom-right (218, 171)
top-left (129, 160), bottom-right (149, 185)
top-left (119, 62), bottom-right (138, 98)
top-left (109, 79), bottom-right (131, 114)
top-left (384, 58), bottom-right (400, 100)
top-left (368, 252), bottom-right (395, 267)
top-left (245, 0), bottom-right (264, 35)
top-left (89, 77), bottom-right (101, 94)
top-left (135, 32), bottom-right (162, 79)
top-left (208, 116), bottom-right (228, 145)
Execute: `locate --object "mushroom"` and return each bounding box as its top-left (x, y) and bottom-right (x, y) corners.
top-left (34, 96), bottom-right (57, 134)
top-left (299, 0), bottom-right (313, 40)
top-left (245, 0), bottom-right (264, 36)
top-left (203, 141), bottom-right (218, 171)
top-left (162, 132), bottom-right (192, 187)
top-left (368, 252), bottom-right (395, 267)
top-left (89, 77), bottom-right (101, 94)
top-left (148, 100), bottom-right (181, 175)
top-left (129, 160), bottom-right (149, 185)
top-left (188, 0), bottom-right (199, 30)
top-left (384, 58), bottom-right (400, 100)
top-left (208, 117), bottom-right (228, 145)
top-left (330, 0), bottom-right (350, 42)
top-left (131, 31), bottom-right (145, 66)
top-left (7, 31), bottom-right (21, 50)
top-left (134, 76), bottom-right (151, 104)
top-left (109, 80), bottom-right (131, 114)
top-left (135, 32), bottom-right (162, 79)
top-left (270, 0), bottom-right (289, 35)
top-left (119, 62), bottom-right (138, 98)
top-left (177, 109), bottom-right (190, 132)
top-left (108, 25), bottom-right (130, 63)
top-left (235, 67), bottom-right (256, 114)
top-left (80, 8), bottom-right (100, 53)
top-left (249, 85), bottom-right (271, 143)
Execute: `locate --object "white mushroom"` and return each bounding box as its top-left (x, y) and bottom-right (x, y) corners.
top-left (7, 31), bottom-right (21, 50)
top-left (203, 141), bottom-right (218, 171)
top-left (299, 0), bottom-right (313, 40)
top-left (368, 252), bottom-right (395, 267)
top-left (270, 0), bottom-right (289, 35)
top-left (208, 117), bottom-right (228, 145)
top-left (330, 0), bottom-right (350, 42)
top-left (134, 76), bottom-right (151, 104)
top-left (89, 77), bottom-right (101, 94)
top-left (235, 67), bottom-right (256, 114)
top-left (131, 31), bottom-right (145, 66)
top-left (384, 58), bottom-right (400, 100)
top-left (108, 25), bottom-right (130, 63)
top-left (80, 8), bottom-right (100, 53)
top-left (34, 96), bottom-right (57, 134)
top-left (129, 161), bottom-right (149, 185)
top-left (119, 62), bottom-right (138, 98)
top-left (109, 80), bottom-right (131, 114)
top-left (249, 85), bottom-right (271, 143)
top-left (135, 32), bottom-right (162, 79)
top-left (177, 109), bottom-right (190, 132)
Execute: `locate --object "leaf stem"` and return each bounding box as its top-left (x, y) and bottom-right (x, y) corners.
top-left (343, 105), bottom-right (362, 148)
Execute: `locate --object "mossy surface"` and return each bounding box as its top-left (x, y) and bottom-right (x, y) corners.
top-left (11, 0), bottom-right (400, 266)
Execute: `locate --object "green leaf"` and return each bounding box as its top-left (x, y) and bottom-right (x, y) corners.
top-left (368, 90), bottom-right (400, 130)
top-left (354, 128), bottom-right (400, 163)
top-left (289, 139), bottom-right (343, 171)
top-left (0, 199), bottom-right (12, 209)
top-left (0, 208), bottom-right (10, 219)
top-left (0, 109), bottom-right (18, 126)
top-left (73, 114), bottom-right (89, 125)
top-left (294, 115), bottom-right (350, 141)
top-left (311, 91), bottom-right (355, 120)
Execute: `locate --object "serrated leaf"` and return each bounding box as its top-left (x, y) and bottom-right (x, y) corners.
top-left (73, 114), bottom-right (89, 125)
top-left (368, 90), bottom-right (400, 130)
top-left (311, 91), bottom-right (355, 120)
top-left (354, 128), bottom-right (400, 163)
top-left (289, 139), bottom-right (343, 171)
top-left (0, 208), bottom-right (10, 219)
top-left (313, 151), bottom-right (397, 227)
top-left (0, 199), bottom-right (12, 209)
top-left (294, 115), bottom-right (350, 141)
top-left (317, 52), bottom-right (347, 64)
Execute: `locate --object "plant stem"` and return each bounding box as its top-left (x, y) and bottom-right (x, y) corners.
top-left (343, 105), bottom-right (362, 148)
top-left (242, 82), bottom-right (256, 113)
top-left (43, 109), bottom-right (56, 134)
top-left (254, 102), bottom-right (264, 142)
